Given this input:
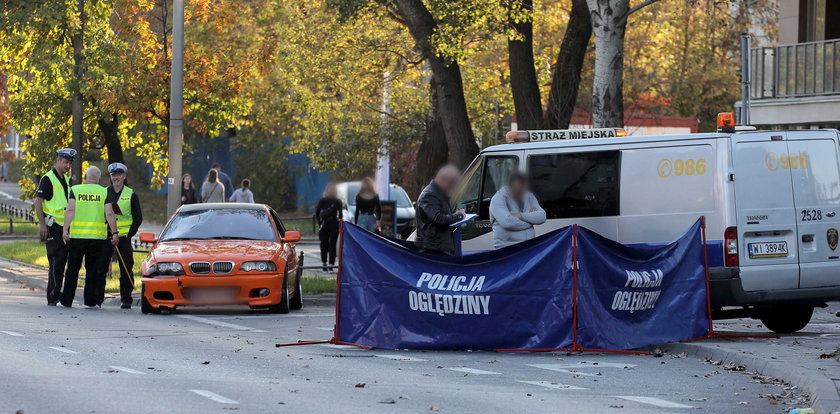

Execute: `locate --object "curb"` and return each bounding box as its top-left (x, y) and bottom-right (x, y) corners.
top-left (658, 342), bottom-right (840, 414)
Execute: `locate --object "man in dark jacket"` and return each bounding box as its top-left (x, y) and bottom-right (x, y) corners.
top-left (415, 165), bottom-right (465, 254)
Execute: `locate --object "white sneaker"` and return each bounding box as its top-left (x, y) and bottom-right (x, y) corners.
top-left (83, 305), bottom-right (97, 309)
top-left (56, 302), bottom-right (69, 308)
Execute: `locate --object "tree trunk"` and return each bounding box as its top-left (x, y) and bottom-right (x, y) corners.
top-left (545, 0), bottom-right (591, 129)
top-left (70, 0), bottom-right (85, 184)
top-left (392, 0), bottom-right (479, 170)
top-left (586, 0), bottom-right (628, 128)
top-left (507, 0), bottom-right (543, 130)
top-left (99, 113), bottom-right (124, 164)
top-left (417, 74), bottom-right (448, 188)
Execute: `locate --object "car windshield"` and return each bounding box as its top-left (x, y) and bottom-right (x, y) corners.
top-left (160, 208), bottom-right (277, 242)
top-left (391, 187), bottom-right (412, 208)
top-left (346, 183), bottom-right (361, 205)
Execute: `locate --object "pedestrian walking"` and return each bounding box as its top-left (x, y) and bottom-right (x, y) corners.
top-left (100, 163), bottom-right (143, 309)
top-left (201, 169), bottom-right (226, 203)
top-left (489, 172), bottom-right (546, 249)
top-left (207, 163), bottom-right (234, 199)
top-left (33, 148), bottom-right (75, 305)
top-left (229, 179), bottom-right (255, 203)
top-left (415, 165), bottom-right (465, 255)
top-left (181, 173), bottom-right (198, 205)
top-left (354, 177), bottom-right (381, 233)
top-left (315, 183), bottom-right (342, 272)
top-left (59, 166), bottom-right (119, 308)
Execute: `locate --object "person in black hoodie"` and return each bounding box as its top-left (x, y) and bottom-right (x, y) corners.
top-left (315, 183), bottom-right (343, 272)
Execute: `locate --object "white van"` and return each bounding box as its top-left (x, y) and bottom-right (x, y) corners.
top-left (450, 124), bottom-right (840, 333)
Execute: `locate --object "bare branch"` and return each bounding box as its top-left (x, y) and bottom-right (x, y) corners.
top-left (628, 0), bottom-right (662, 16)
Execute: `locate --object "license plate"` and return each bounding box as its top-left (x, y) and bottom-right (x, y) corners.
top-left (748, 241), bottom-right (789, 258)
top-left (189, 288), bottom-right (236, 301)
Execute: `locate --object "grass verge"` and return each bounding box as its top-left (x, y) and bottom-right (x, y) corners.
top-left (0, 212), bottom-right (40, 236)
top-left (0, 240), bottom-right (148, 292)
top-left (0, 240), bottom-right (335, 295)
top-left (301, 276), bottom-right (336, 294)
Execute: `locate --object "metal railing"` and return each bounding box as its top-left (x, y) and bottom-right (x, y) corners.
top-left (751, 39), bottom-right (840, 99)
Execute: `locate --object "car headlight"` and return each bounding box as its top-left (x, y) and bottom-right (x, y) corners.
top-left (240, 261), bottom-right (276, 272)
top-left (148, 262), bottom-right (185, 277)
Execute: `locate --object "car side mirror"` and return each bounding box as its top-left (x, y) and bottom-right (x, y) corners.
top-left (139, 232), bottom-right (157, 244)
top-left (283, 230), bottom-right (301, 243)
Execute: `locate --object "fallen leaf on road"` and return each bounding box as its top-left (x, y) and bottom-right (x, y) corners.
top-left (355, 383), bottom-right (366, 388)
top-left (608, 405), bottom-right (623, 408)
top-left (769, 399), bottom-right (778, 405)
top-left (202, 361), bottom-right (210, 365)
top-left (688, 397), bottom-right (708, 402)
top-left (378, 398), bottom-right (395, 404)
top-left (429, 406), bottom-right (440, 411)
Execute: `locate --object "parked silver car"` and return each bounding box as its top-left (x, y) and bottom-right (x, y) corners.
top-left (335, 182), bottom-right (416, 238)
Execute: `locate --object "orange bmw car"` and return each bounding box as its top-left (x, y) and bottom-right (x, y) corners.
top-left (138, 203), bottom-right (302, 314)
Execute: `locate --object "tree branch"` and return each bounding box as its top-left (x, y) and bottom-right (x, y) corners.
top-left (628, 0), bottom-right (662, 16)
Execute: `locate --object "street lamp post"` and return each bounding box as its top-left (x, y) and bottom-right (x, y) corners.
top-left (166, 0), bottom-right (185, 217)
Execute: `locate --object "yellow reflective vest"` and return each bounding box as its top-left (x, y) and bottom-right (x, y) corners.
top-left (68, 184), bottom-right (107, 239)
top-left (42, 170), bottom-right (69, 226)
top-left (114, 186), bottom-right (133, 237)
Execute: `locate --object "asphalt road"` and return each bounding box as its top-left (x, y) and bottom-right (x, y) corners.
top-left (0, 277), bottom-right (810, 413)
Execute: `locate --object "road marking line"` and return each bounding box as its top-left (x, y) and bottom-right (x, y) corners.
top-left (191, 389), bottom-right (239, 404)
top-left (527, 364), bottom-right (597, 377)
top-left (49, 346), bottom-right (78, 354)
top-left (321, 344), bottom-right (363, 350)
top-left (109, 366), bottom-right (147, 375)
top-left (0, 330), bottom-right (23, 337)
top-left (374, 354), bottom-right (427, 362)
top-left (518, 380), bottom-right (588, 390)
top-left (204, 313), bottom-right (333, 319)
top-left (175, 314), bottom-right (261, 332)
top-left (546, 362), bottom-right (636, 369)
top-left (446, 367), bottom-right (501, 375)
top-left (613, 396), bottom-right (692, 408)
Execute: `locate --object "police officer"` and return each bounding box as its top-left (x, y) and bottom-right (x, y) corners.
top-left (59, 166), bottom-right (119, 308)
top-left (102, 162), bottom-right (142, 309)
top-left (34, 148), bottom-right (75, 306)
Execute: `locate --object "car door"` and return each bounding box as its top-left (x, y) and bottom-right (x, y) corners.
top-left (731, 132), bottom-right (800, 291)
top-left (786, 131), bottom-right (840, 288)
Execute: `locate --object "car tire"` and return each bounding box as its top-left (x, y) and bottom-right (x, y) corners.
top-left (290, 269), bottom-right (303, 310)
top-left (140, 284), bottom-right (161, 315)
top-left (269, 270), bottom-right (290, 314)
top-left (759, 305), bottom-right (813, 333)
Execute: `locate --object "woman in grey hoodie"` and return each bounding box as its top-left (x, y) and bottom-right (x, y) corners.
top-left (489, 172), bottom-right (546, 249)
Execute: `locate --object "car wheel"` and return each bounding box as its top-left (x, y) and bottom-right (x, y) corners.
top-left (759, 305), bottom-right (813, 333)
top-left (140, 284), bottom-right (160, 315)
top-left (290, 269), bottom-right (303, 310)
top-left (268, 270), bottom-right (290, 314)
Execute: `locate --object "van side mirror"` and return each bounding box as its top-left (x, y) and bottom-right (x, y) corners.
top-left (283, 231), bottom-right (301, 243)
top-left (138, 232), bottom-right (157, 244)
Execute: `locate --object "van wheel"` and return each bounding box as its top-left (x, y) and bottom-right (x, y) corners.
top-left (140, 284), bottom-right (160, 315)
top-left (268, 271), bottom-right (290, 314)
top-left (759, 305), bottom-right (813, 333)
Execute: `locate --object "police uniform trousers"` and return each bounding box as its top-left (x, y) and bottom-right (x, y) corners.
top-left (45, 222), bottom-right (68, 304)
top-left (60, 238), bottom-right (107, 307)
top-left (100, 236), bottom-right (135, 305)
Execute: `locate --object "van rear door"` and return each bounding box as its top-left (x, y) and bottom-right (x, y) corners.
top-left (786, 131), bottom-right (840, 288)
top-left (731, 132), bottom-right (800, 291)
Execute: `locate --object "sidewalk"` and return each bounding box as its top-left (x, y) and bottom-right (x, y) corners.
top-left (658, 304), bottom-right (840, 414)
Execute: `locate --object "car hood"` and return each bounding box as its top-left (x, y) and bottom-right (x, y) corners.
top-left (151, 240), bottom-right (282, 262)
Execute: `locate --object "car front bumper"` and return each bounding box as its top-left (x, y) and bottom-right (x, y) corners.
top-left (142, 274), bottom-right (284, 308)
